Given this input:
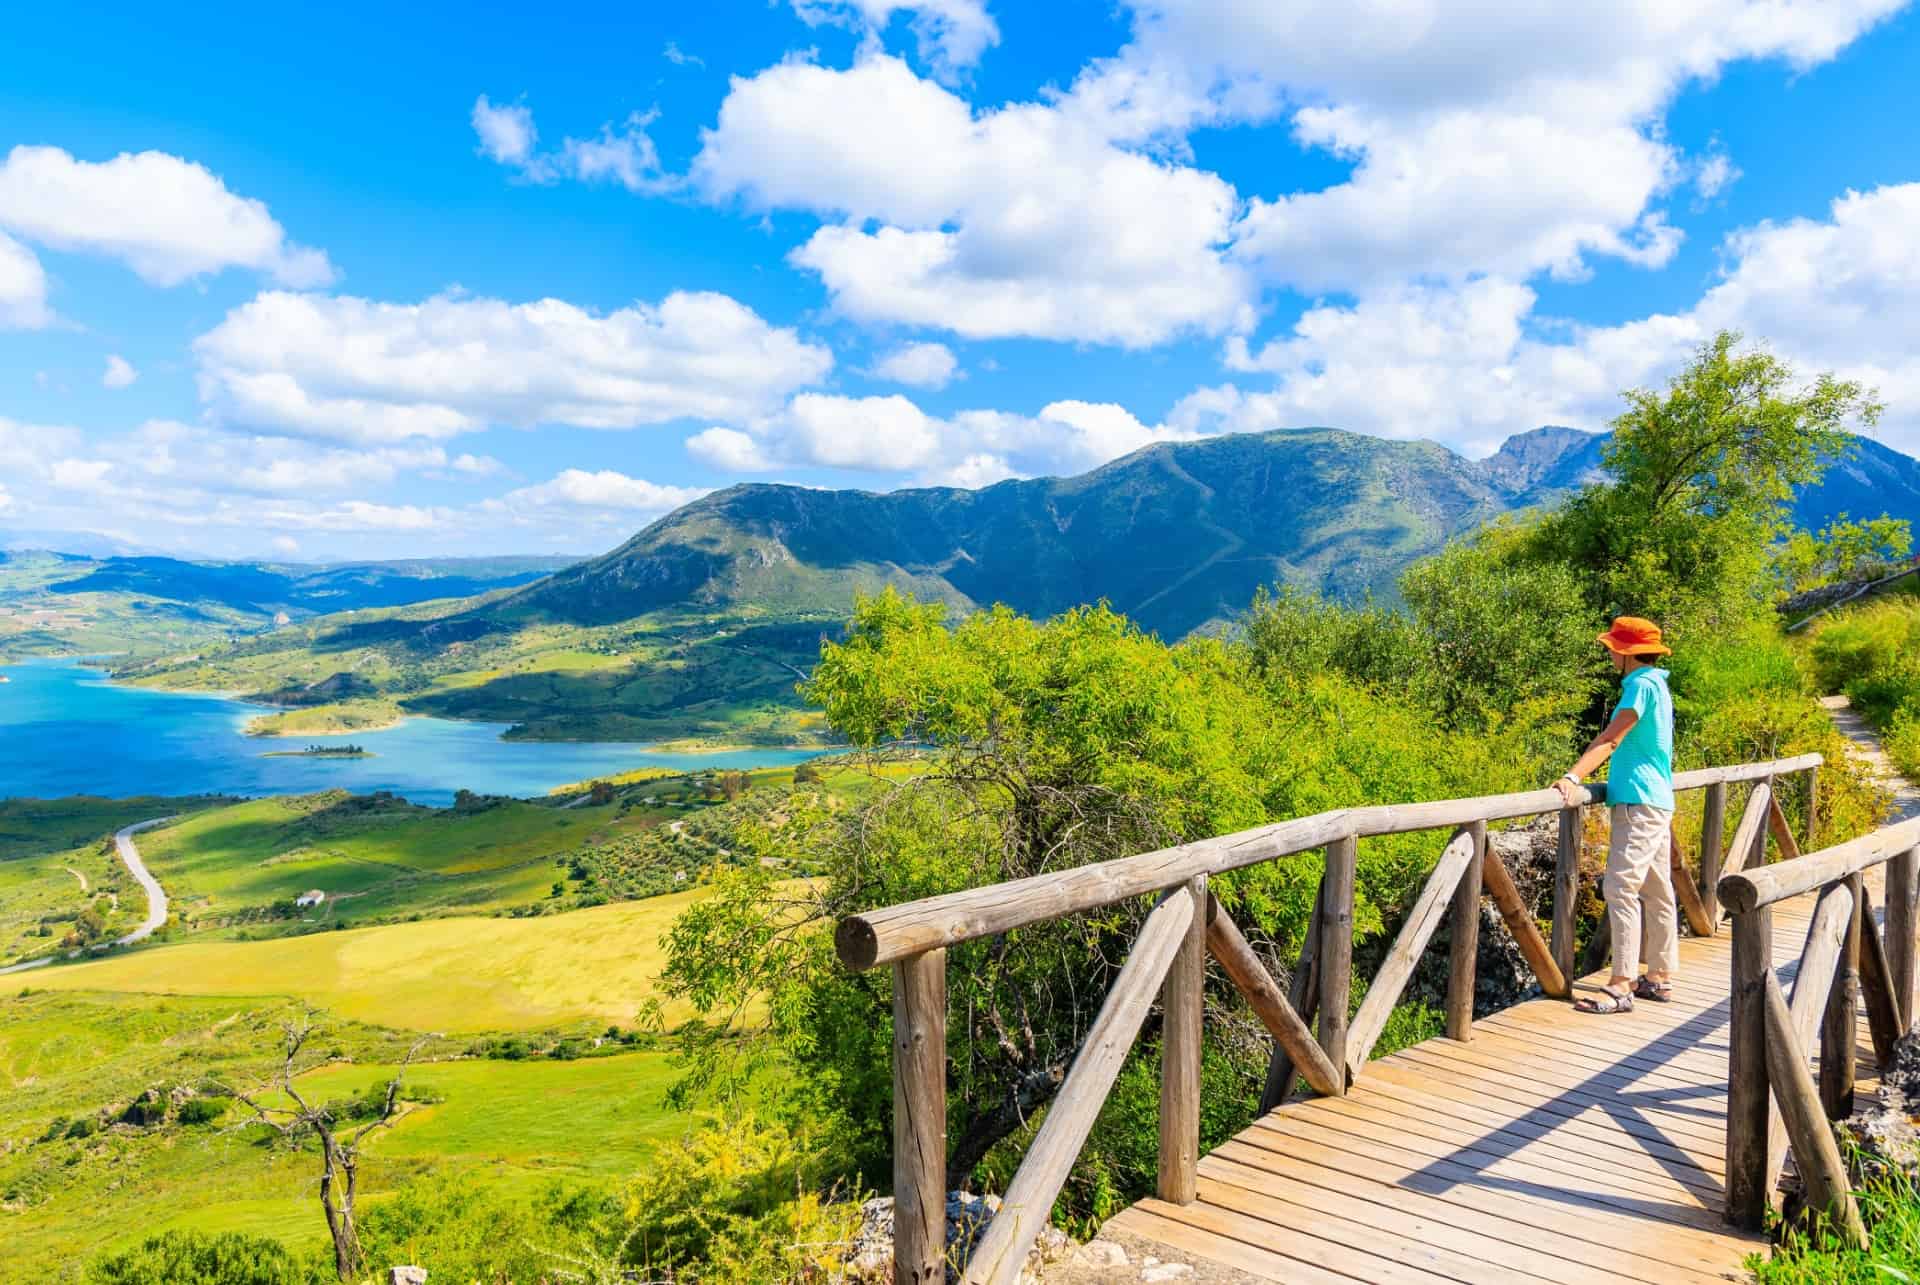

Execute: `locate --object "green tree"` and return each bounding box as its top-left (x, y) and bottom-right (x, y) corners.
top-left (1539, 329), bottom-right (1881, 634)
top-left (1775, 514), bottom-right (1913, 595)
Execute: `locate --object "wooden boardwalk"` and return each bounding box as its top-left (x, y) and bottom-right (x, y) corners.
top-left (1105, 889), bottom-right (1875, 1283)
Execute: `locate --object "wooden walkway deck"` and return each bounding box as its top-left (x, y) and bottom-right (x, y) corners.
top-left (1105, 889), bottom-right (1875, 1283)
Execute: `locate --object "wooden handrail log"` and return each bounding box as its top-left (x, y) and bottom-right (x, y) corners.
top-left (1205, 894), bottom-right (1342, 1098)
top-left (1720, 782), bottom-right (1773, 883)
top-left (961, 886), bottom-right (1196, 1285)
top-left (1669, 830), bottom-right (1715, 938)
top-left (1760, 970), bottom-right (1869, 1249)
top-left (838, 753), bottom-right (1823, 970)
top-left (1718, 817), bottom-right (1920, 913)
top-left (1767, 797), bottom-right (1805, 864)
top-left (1858, 884), bottom-right (1906, 1064)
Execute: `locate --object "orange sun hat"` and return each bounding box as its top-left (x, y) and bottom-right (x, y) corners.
top-left (1597, 616), bottom-right (1671, 657)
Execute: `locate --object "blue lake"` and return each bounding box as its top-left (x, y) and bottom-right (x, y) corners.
top-left (0, 656), bottom-right (820, 806)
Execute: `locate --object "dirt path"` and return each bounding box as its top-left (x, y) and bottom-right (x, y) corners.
top-left (1820, 694), bottom-right (1920, 822)
top-left (64, 865), bottom-right (87, 892)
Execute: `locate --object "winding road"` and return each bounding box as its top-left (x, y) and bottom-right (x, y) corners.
top-left (0, 815), bottom-right (173, 975)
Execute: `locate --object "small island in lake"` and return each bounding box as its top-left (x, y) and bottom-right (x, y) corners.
top-left (262, 743), bottom-right (374, 759)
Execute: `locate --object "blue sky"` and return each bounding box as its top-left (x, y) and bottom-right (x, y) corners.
top-left (2, 0), bottom-right (1918, 560)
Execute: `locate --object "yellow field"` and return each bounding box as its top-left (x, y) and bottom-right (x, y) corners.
top-left (24, 889), bottom-right (714, 1032)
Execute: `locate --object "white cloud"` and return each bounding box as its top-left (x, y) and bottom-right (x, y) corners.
top-left (451, 452), bottom-right (504, 477)
top-left (472, 97), bottom-right (673, 194)
top-left (0, 145), bottom-right (332, 288)
top-left (271, 535), bottom-right (300, 555)
top-left (664, 41), bottom-right (706, 68)
top-left (871, 341), bottom-right (958, 388)
top-left (472, 95), bottom-right (538, 165)
top-left (0, 483), bottom-right (13, 516)
top-left (193, 288), bottom-right (833, 444)
top-left (102, 354), bottom-right (137, 389)
top-left (789, 0), bottom-right (999, 81)
top-left (501, 468), bottom-right (707, 513)
top-left (1696, 148), bottom-right (1741, 202)
top-left (0, 230), bottom-right (50, 329)
top-left (694, 54), bottom-right (1252, 347)
top-left (1066, 0), bottom-right (1901, 291)
top-left (689, 390), bottom-right (1203, 482)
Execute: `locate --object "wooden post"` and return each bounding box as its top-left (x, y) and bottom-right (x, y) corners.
top-left (1670, 830), bottom-right (1715, 938)
top-left (1550, 805), bottom-right (1581, 987)
top-left (1701, 781), bottom-right (1727, 929)
top-left (1726, 905), bottom-right (1773, 1229)
top-left (893, 949), bottom-right (947, 1285)
top-left (1822, 873), bottom-right (1862, 1120)
top-left (1807, 766), bottom-right (1820, 852)
top-left (1762, 971), bottom-right (1869, 1249)
top-left (1446, 821), bottom-right (1485, 1041)
top-left (1318, 835), bottom-right (1356, 1089)
top-left (1859, 884), bottom-right (1906, 1065)
top-left (1890, 842), bottom-right (1920, 1029)
top-left (1576, 888), bottom-right (1611, 979)
top-left (1260, 879), bottom-right (1320, 1112)
top-left (1158, 876), bottom-right (1205, 1205)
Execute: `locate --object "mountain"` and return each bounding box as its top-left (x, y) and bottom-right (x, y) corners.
top-left (500, 428), bottom-right (1508, 638)
top-left (118, 425), bottom-right (1920, 744)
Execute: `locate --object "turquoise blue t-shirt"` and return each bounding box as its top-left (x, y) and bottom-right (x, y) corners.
top-left (1608, 664), bottom-right (1674, 811)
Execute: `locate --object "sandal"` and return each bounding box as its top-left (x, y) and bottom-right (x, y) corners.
top-left (1574, 988), bottom-right (1634, 1015)
top-left (1633, 977), bottom-right (1674, 1003)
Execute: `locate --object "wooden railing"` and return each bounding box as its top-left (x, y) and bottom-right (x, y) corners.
top-left (836, 753), bottom-right (1823, 1284)
top-left (1717, 809), bottom-right (1920, 1246)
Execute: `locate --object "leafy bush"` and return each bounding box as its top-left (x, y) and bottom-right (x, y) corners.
top-left (86, 1230), bottom-right (305, 1285)
top-left (178, 1096), bottom-right (229, 1125)
top-left (351, 1173), bottom-right (608, 1284)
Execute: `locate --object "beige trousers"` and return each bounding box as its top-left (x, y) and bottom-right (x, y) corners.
top-left (1607, 803), bottom-right (1679, 979)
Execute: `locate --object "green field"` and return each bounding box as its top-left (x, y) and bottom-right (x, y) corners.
top-left (0, 991), bottom-right (679, 1281)
top-left (20, 887), bottom-right (716, 1031)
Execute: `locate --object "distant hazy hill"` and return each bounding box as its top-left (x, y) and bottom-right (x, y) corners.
top-left (46, 555), bottom-right (576, 618)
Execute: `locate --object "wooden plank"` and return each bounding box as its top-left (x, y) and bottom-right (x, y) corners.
top-left (1319, 834), bottom-right (1356, 1087)
top-left (1762, 971), bottom-right (1868, 1248)
top-left (1227, 1124), bottom-right (1758, 1276)
top-left (1348, 827), bottom-right (1478, 1076)
top-left (1199, 1156), bottom-right (1631, 1285)
top-left (962, 888), bottom-right (1193, 1285)
top-left (1302, 1092), bottom-right (1723, 1202)
top-left (1103, 1205), bottom-right (1353, 1285)
top-left (1483, 844), bottom-right (1569, 997)
top-left (1204, 1141), bottom-right (1738, 1285)
top-left (1261, 875), bottom-right (1321, 1110)
top-left (1179, 1181), bottom-right (1501, 1284)
top-left (1446, 820), bottom-right (1485, 1041)
top-left (1158, 874), bottom-right (1204, 1205)
top-left (1726, 904), bottom-right (1772, 1229)
top-left (892, 949), bottom-right (947, 1285)
top-left (1701, 781), bottom-right (1727, 927)
top-left (1206, 893), bottom-right (1341, 1098)
top-left (1351, 1061), bottom-right (1728, 1181)
top-left (1551, 805), bottom-right (1582, 987)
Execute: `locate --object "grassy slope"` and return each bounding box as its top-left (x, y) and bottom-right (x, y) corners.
top-left (0, 991), bottom-right (678, 1281)
top-left (20, 887), bottom-right (714, 1031)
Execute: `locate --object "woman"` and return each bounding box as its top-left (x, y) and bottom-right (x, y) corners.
top-left (1553, 616), bottom-right (1676, 1015)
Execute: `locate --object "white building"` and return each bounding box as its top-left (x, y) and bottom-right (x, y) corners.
top-left (296, 890), bottom-right (325, 908)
